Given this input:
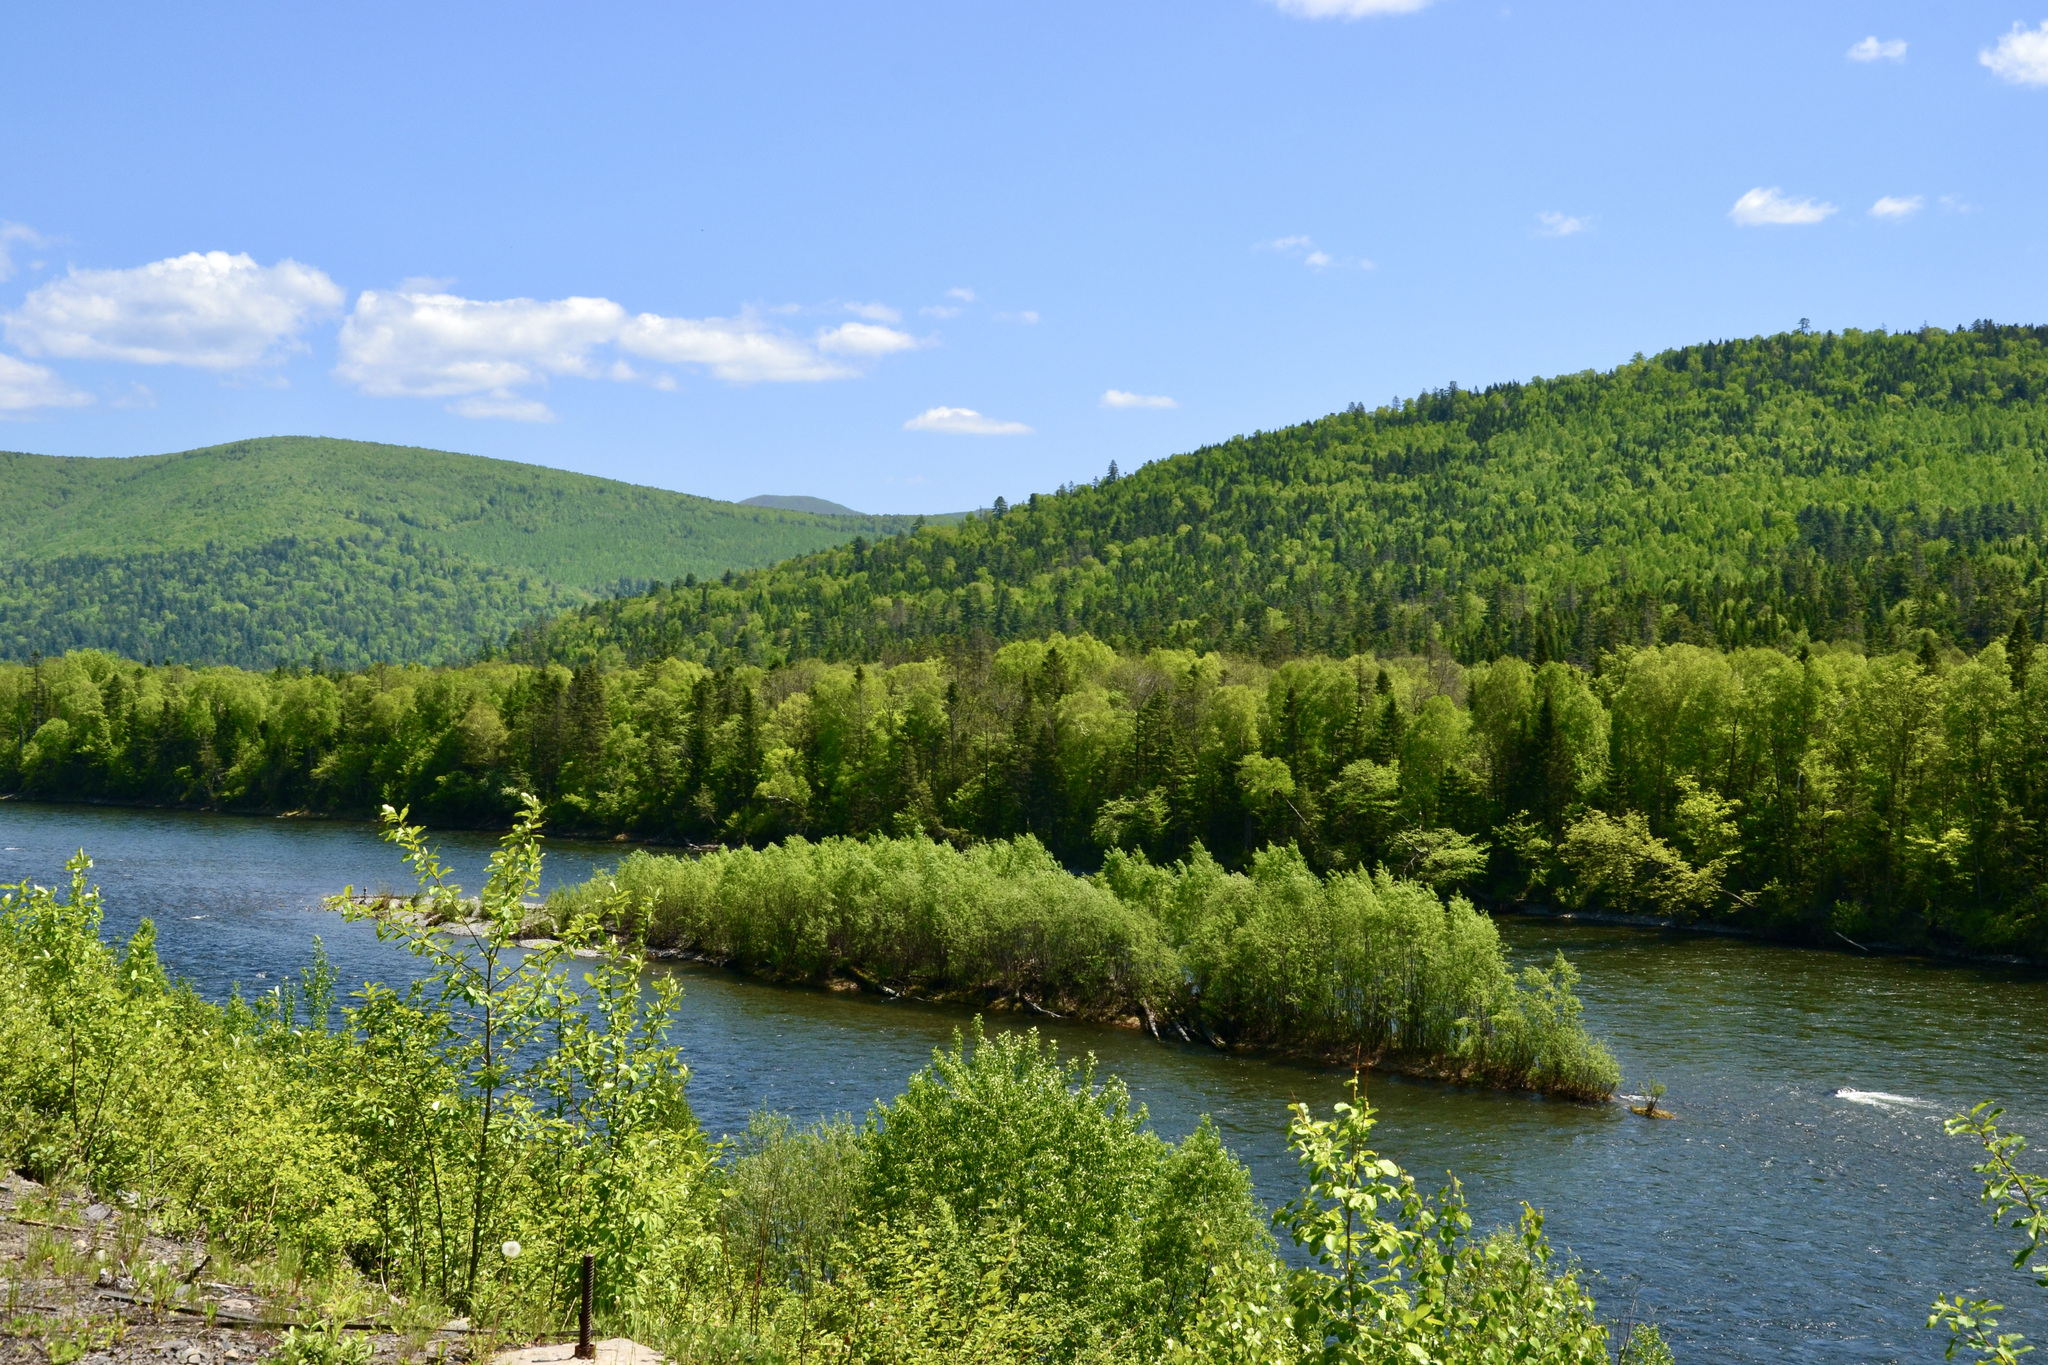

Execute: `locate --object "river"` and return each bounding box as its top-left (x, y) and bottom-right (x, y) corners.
top-left (1, 799), bottom-right (2040, 1363)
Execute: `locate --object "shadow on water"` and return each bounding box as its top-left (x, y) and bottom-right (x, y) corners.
top-left (3, 799), bottom-right (2044, 1364)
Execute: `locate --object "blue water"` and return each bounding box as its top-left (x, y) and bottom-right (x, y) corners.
top-left (2, 799), bottom-right (2042, 1364)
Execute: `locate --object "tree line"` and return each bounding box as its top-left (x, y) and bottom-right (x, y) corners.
top-left (7, 626), bottom-right (2044, 956)
top-left (520, 323), bottom-right (2048, 671)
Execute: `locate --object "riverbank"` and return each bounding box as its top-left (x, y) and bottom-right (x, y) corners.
top-left (1501, 901), bottom-right (2042, 969)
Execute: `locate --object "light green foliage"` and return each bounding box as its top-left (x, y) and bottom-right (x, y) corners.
top-left (1931, 1102), bottom-right (2048, 1363)
top-left (1166, 1078), bottom-right (1609, 1364)
top-left (330, 799), bottom-right (714, 1318)
top-left (1618, 1323), bottom-right (1675, 1365)
top-left (0, 436), bottom-right (937, 667)
top-left (275, 1322), bottom-right (375, 1365)
top-left (0, 857), bottom-right (375, 1271)
top-left (553, 837), bottom-right (1618, 1097)
top-left (856, 1023), bottom-right (1267, 1357)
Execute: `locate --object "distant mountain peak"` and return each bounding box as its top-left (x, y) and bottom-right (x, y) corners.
top-left (740, 494), bottom-right (869, 517)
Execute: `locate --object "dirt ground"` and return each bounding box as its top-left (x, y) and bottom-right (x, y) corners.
top-left (0, 1173), bottom-right (462, 1365)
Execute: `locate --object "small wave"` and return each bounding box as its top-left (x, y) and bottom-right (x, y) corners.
top-left (1835, 1088), bottom-right (1936, 1110)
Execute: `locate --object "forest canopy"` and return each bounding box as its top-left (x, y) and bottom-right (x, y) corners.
top-left (529, 324), bottom-right (2048, 670)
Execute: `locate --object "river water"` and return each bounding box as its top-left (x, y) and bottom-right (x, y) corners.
top-left (1, 799), bottom-right (2041, 1364)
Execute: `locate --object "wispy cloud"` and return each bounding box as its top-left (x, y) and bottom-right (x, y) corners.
top-left (1101, 389), bottom-right (1176, 409)
top-left (1536, 211), bottom-right (1592, 236)
top-left (904, 405), bottom-right (1031, 435)
top-left (946, 287), bottom-right (976, 302)
top-left (1729, 187), bottom-right (1837, 227)
top-left (0, 223), bottom-right (46, 284)
top-left (0, 353), bottom-right (93, 413)
top-left (452, 394), bottom-right (558, 423)
top-left (1259, 235), bottom-right (1371, 269)
top-left (1847, 36), bottom-right (1907, 63)
top-left (845, 301), bottom-right (900, 323)
top-left (1266, 0), bottom-right (1434, 18)
top-left (1983, 20), bottom-right (2048, 85)
top-left (815, 321), bottom-right (922, 358)
top-left (3, 251), bottom-right (344, 368)
top-left (1870, 195), bottom-right (1924, 219)
top-left (996, 310), bottom-right (1040, 324)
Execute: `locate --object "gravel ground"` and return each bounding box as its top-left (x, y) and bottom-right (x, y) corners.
top-left (0, 1173), bottom-right (462, 1365)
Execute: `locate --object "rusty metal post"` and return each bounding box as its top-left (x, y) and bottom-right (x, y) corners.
top-left (574, 1253), bottom-right (595, 1359)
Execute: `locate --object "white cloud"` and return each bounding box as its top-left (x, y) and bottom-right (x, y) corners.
top-left (1729, 187), bottom-right (1837, 226)
top-left (0, 223), bottom-right (45, 284)
top-left (336, 290), bottom-right (626, 398)
top-left (1101, 389), bottom-right (1176, 409)
top-left (1537, 211), bottom-right (1592, 236)
top-left (1847, 36), bottom-right (1907, 62)
top-left (335, 288), bottom-right (908, 413)
top-left (816, 321), bottom-right (920, 358)
top-left (619, 310), bottom-right (858, 382)
top-left (110, 382), bottom-right (155, 410)
top-left (1870, 195), bottom-right (1924, 219)
top-left (996, 309), bottom-right (1040, 324)
top-left (1259, 234), bottom-right (1370, 269)
top-left (946, 286), bottom-right (976, 302)
top-left (903, 406), bottom-right (1031, 435)
top-left (0, 353), bottom-right (93, 412)
top-left (3, 251), bottom-right (343, 369)
top-left (846, 301), bottom-right (901, 322)
top-left (1267, 0), bottom-right (1433, 16)
top-left (1983, 21), bottom-right (2048, 85)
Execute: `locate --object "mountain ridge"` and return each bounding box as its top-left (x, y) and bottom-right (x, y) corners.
top-left (528, 323), bottom-right (2048, 668)
top-left (0, 436), bottom-right (926, 666)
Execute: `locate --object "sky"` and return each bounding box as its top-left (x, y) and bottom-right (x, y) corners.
top-left (2, 0), bottom-right (2045, 513)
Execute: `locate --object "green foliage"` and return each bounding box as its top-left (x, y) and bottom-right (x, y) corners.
top-left (1931, 1103), bottom-right (2048, 1363)
top-left (14, 621), bottom-right (2048, 955)
top-left (0, 857), bottom-right (376, 1270)
top-left (1618, 1323), bottom-right (1675, 1365)
top-left (1165, 1078), bottom-right (1609, 1364)
top-left (551, 837), bottom-right (1618, 1097)
top-left (533, 324), bottom-right (2048, 669)
top-left (0, 436), bottom-right (935, 668)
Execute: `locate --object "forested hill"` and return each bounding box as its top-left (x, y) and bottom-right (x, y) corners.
top-left (0, 436), bottom-right (925, 668)
top-left (532, 324), bottom-right (2048, 668)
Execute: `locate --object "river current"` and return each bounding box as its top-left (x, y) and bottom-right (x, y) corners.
top-left (1, 799), bottom-right (2040, 1363)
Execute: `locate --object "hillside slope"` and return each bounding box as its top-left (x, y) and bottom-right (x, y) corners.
top-left (0, 436), bottom-right (921, 667)
top-left (533, 324), bottom-right (2048, 667)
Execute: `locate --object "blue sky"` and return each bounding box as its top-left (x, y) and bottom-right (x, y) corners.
top-left (2, 0), bottom-right (2045, 513)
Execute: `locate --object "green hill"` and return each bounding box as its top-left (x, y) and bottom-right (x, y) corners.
top-left (532, 323), bottom-right (2048, 667)
top-left (0, 436), bottom-right (923, 667)
top-left (740, 494), bottom-right (867, 516)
